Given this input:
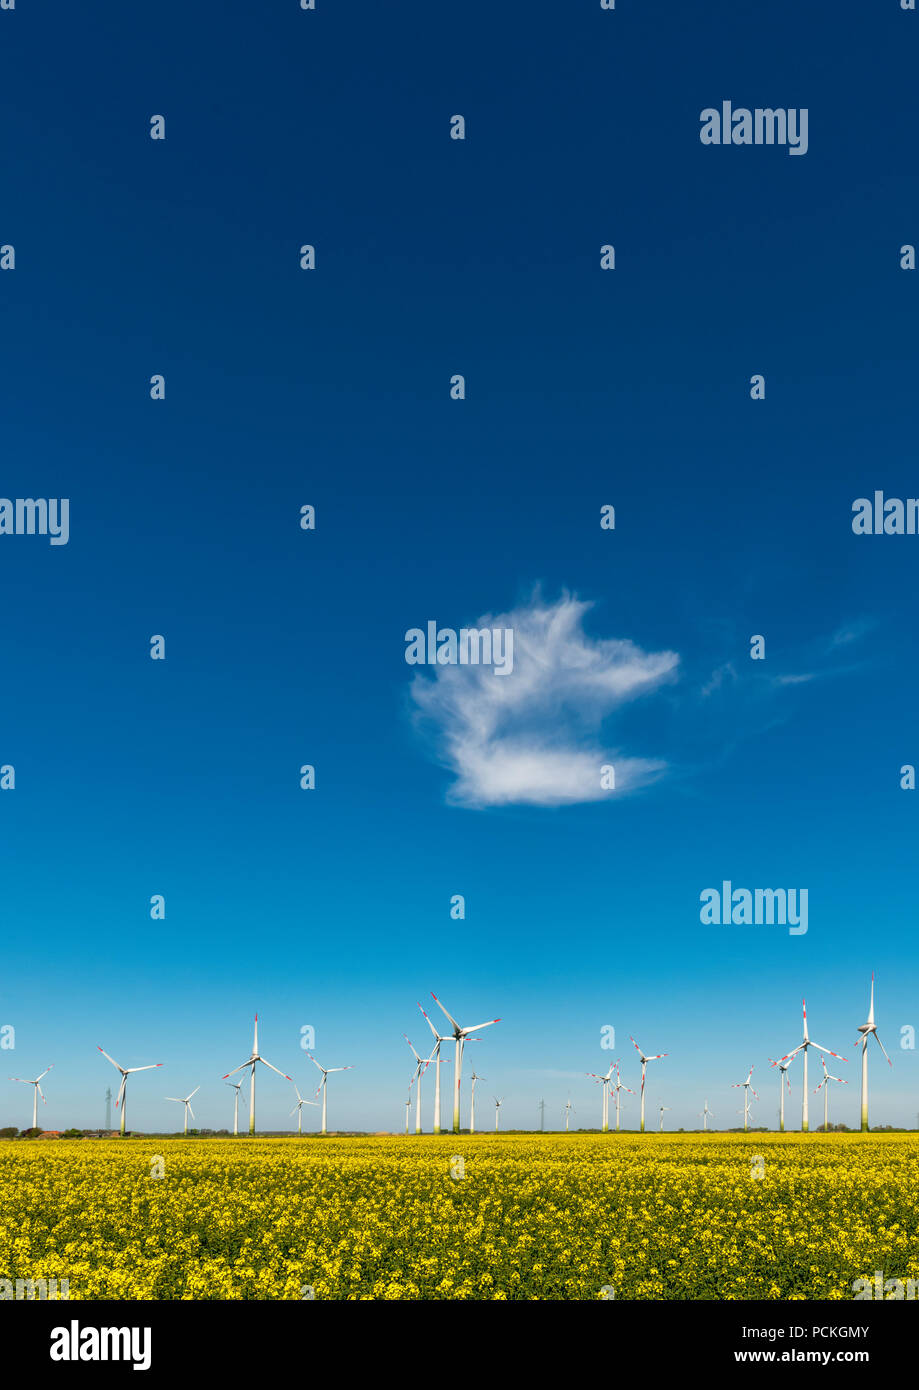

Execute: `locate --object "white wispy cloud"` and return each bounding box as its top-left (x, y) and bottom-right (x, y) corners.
top-left (409, 593), bottom-right (679, 808)
top-left (772, 672), bottom-right (817, 686)
top-left (827, 617), bottom-right (877, 650)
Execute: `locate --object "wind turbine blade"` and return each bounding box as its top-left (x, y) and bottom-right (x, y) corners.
top-left (462, 1019), bottom-right (500, 1035)
top-left (306, 1054), bottom-right (324, 1075)
top-left (222, 1062), bottom-right (250, 1078)
top-left (116, 1077), bottom-right (127, 1108)
top-left (873, 1033), bottom-right (893, 1066)
top-left (811, 1043), bottom-right (847, 1061)
top-left (37, 1086), bottom-right (46, 1103)
top-left (417, 1002), bottom-right (442, 1040)
top-left (98, 1048), bottom-right (123, 1073)
top-left (187, 1103), bottom-right (195, 1120)
top-left (431, 993), bottom-right (462, 1033)
top-left (188, 1087), bottom-right (200, 1100)
top-left (126, 1064), bottom-right (163, 1073)
top-left (36, 1066), bottom-right (54, 1082)
top-left (258, 1058), bottom-right (292, 1080)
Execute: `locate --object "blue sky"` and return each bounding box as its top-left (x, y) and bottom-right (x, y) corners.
top-left (1, 0), bottom-right (918, 1132)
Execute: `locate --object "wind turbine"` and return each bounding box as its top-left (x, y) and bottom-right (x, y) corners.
top-left (493, 1096), bottom-right (503, 1131)
top-left (469, 1069), bottom-right (485, 1134)
top-left (630, 1037), bottom-right (667, 1133)
top-left (731, 1066), bottom-right (758, 1133)
top-left (854, 973), bottom-right (892, 1132)
top-left (307, 1053), bottom-right (354, 1135)
top-left (289, 1083), bottom-right (319, 1135)
top-left (98, 1047), bottom-right (163, 1136)
top-left (609, 1063), bottom-right (634, 1132)
top-left (768, 1056), bottom-right (795, 1133)
top-left (430, 993), bottom-right (500, 1134)
top-left (815, 1055), bottom-right (847, 1132)
top-left (417, 1002), bottom-right (453, 1135)
top-left (165, 1086), bottom-right (200, 1135)
top-left (403, 1033), bottom-right (430, 1135)
top-left (565, 1097), bottom-right (575, 1132)
top-left (700, 1100), bottom-right (714, 1131)
top-left (778, 1000), bottom-right (846, 1133)
top-left (222, 1015), bottom-right (292, 1136)
top-left (9, 1065), bottom-right (53, 1131)
top-left (586, 1062), bottom-right (616, 1132)
top-left (658, 1104), bottom-right (671, 1131)
top-left (226, 1079), bottom-right (245, 1136)
top-left (404, 1088), bottom-right (412, 1135)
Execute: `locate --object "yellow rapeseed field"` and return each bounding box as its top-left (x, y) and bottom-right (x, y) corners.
top-left (1, 1133), bottom-right (917, 1300)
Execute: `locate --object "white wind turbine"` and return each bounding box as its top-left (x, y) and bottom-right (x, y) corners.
top-left (565, 1097), bottom-right (575, 1131)
top-left (98, 1047), bottom-right (163, 1136)
top-left (165, 1086), bottom-right (200, 1135)
top-left (469, 1069), bottom-right (485, 1134)
top-left (630, 1037), bottom-right (667, 1133)
top-left (777, 999), bottom-right (846, 1133)
top-left (699, 1100), bottom-right (714, 1131)
top-left (493, 1096), bottom-right (503, 1131)
top-left (289, 1083), bottom-right (319, 1135)
top-left (768, 1055), bottom-right (795, 1133)
top-left (430, 993), bottom-right (500, 1134)
top-left (731, 1066), bottom-right (758, 1133)
top-left (9, 1064), bottom-right (53, 1131)
top-left (308, 1053), bottom-right (354, 1135)
top-left (609, 1062), bottom-right (634, 1133)
top-left (854, 973), bottom-right (892, 1133)
top-left (417, 1002), bottom-right (453, 1135)
top-left (658, 1104), bottom-right (671, 1131)
top-left (815, 1055), bottom-right (847, 1132)
top-left (222, 1015), bottom-right (292, 1136)
top-left (403, 1033), bottom-right (431, 1135)
top-left (404, 1088), bottom-right (412, 1134)
top-left (586, 1061), bottom-right (616, 1132)
top-left (226, 1079), bottom-right (245, 1136)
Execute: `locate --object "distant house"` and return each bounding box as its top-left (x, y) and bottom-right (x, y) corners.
top-left (39, 1131), bottom-right (62, 1139)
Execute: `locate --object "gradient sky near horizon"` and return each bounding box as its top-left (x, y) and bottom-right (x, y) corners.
top-left (2, 0), bottom-right (918, 1134)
